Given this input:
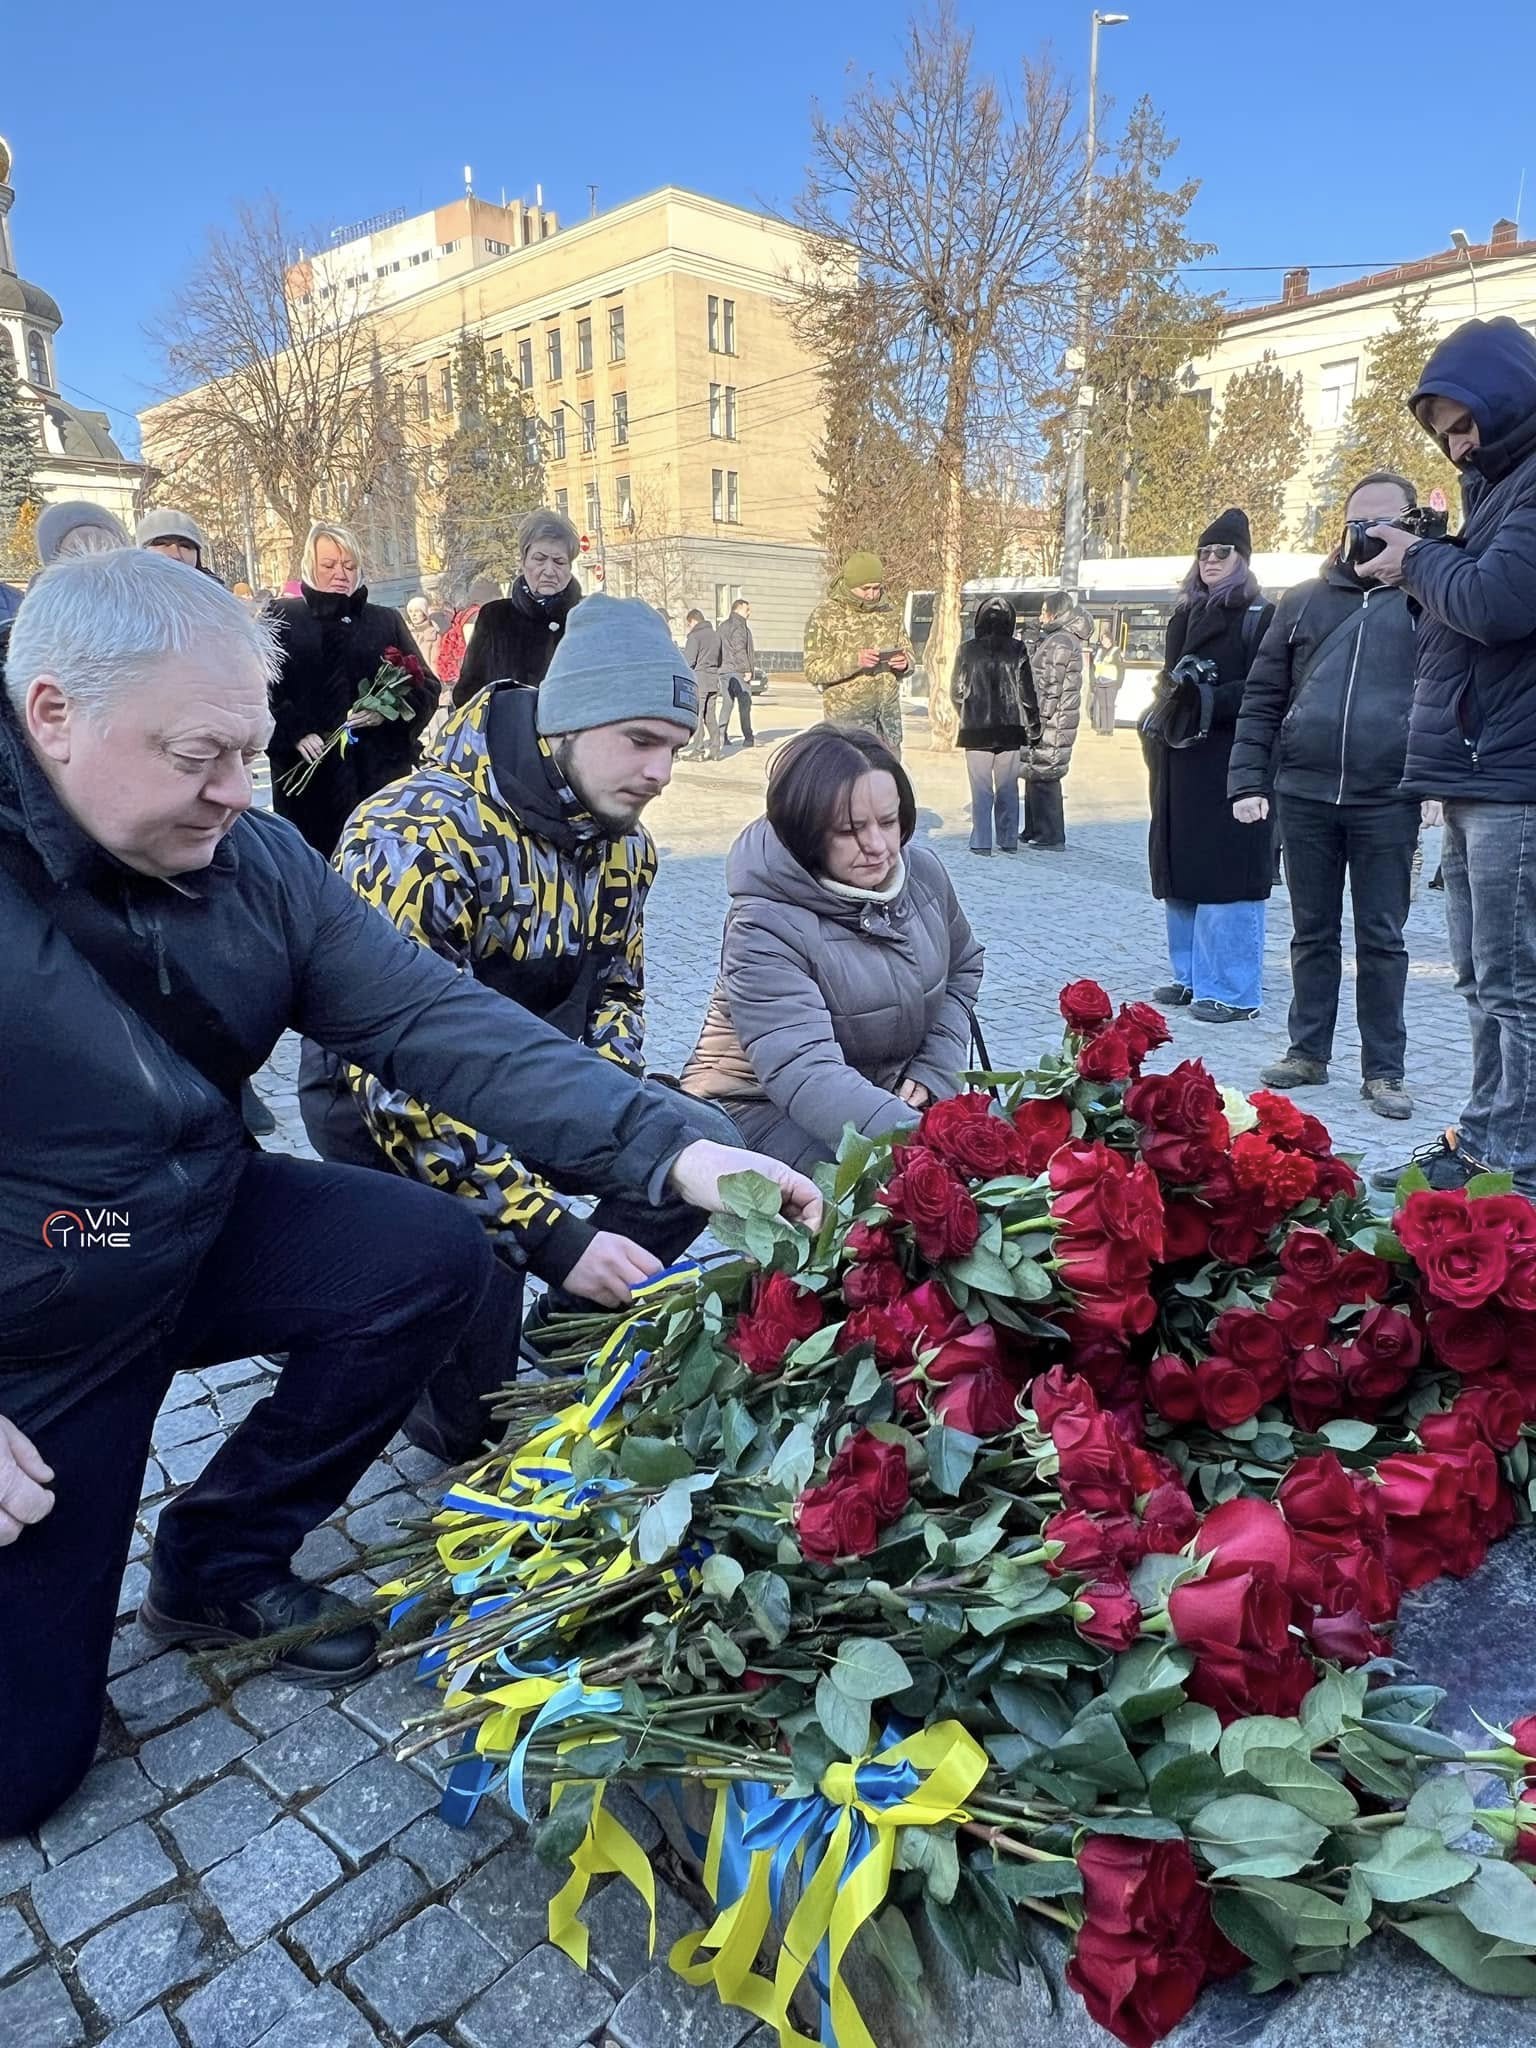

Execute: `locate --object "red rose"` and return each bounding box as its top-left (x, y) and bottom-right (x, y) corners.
top-left (1060, 979), bottom-right (1114, 1035)
top-left (1277, 1453), bottom-right (1385, 1551)
top-left (1331, 1250), bottom-right (1394, 1305)
top-left (842, 1257), bottom-right (906, 1308)
top-left (932, 1364), bottom-right (1024, 1436)
top-left (1341, 1305), bottom-right (1423, 1404)
top-left (1311, 1154), bottom-right (1361, 1203)
top-left (1314, 1545), bottom-right (1398, 1625)
top-left (1288, 1346), bottom-right (1349, 1433)
top-left (1142, 1482), bottom-right (1200, 1554)
top-left (847, 1222), bottom-right (898, 1263)
top-left (1125, 1063), bottom-right (1230, 1185)
top-left (1428, 1304), bottom-right (1508, 1377)
top-left (826, 1429), bottom-right (910, 1520)
top-left (1209, 1213), bottom-right (1269, 1266)
top-left (1170, 1566), bottom-right (1293, 1661)
top-left (1308, 1607), bottom-right (1391, 1666)
top-left (1147, 1353), bottom-right (1202, 1425)
top-left (893, 1278), bottom-right (962, 1337)
top-left (1116, 1001), bottom-right (1172, 1062)
top-left (1052, 1405), bottom-right (1138, 1515)
top-left (1250, 1089), bottom-right (1305, 1142)
top-left (1077, 1571), bottom-right (1143, 1651)
top-left (1378, 1442), bottom-right (1512, 1589)
top-left (842, 1306), bottom-right (912, 1368)
top-left (1011, 1096), bottom-right (1074, 1175)
top-left (1267, 1295), bottom-right (1330, 1352)
top-left (1395, 1189), bottom-right (1474, 1258)
top-left (1194, 1496), bottom-right (1296, 1583)
top-left (1209, 1308), bottom-right (1290, 1386)
top-left (1195, 1357), bottom-right (1265, 1431)
top-left (1504, 1249), bottom-right (1536, 1314)
top-left (1511, 1715), bottom-right (1536, 1760)
top-left (1421, 1383), bottom-right (1526, 1453)
top-left (1518, 1789), bottom-right (1536, 1864)
top-left (1077, 1027), bottom-right (1137, 1084)
top-left (1279, 1228), bottom-right (1339, 1284)
top-left (882, 1147), bottom-right (982, 1263)
top-left (1162, 1198), bottom-right (1213, 1263)
top-left (923, 1318), bottom-right (1004, 1384)
top-left (1066, 1838), bottom-right (1243, 2048)
top-left (1030, 1364), bottom-right (1097, 1431)
top-left (731, 1271), bottom-right (824, 1374)
top-left (1420, 1230), bottom-right (1510, 1310)
top-left (1472, 1194), bottom-right (1536, 1246)
top-left (1185, 1644), bottom-right (1315, 1723)
top-left (1044, 1507), bottom-right (1145, 1575)
top-left (915, 1093), bottom-right (1026, 1181)
top-left (1294, 1111), bottom-right (1336, 1158)
top-left (795, 1485), bottom-right (880, 1562)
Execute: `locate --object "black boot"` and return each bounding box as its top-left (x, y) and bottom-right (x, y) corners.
top-left (140, 1571), bottom-right (378, 1684)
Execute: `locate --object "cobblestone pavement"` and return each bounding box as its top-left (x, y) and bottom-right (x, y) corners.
top-left (2, 689), bottom-right (1473, 2046)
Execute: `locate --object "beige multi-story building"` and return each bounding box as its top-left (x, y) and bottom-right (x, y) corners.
top-left (1189, 217), bottom-right (1536, 544)
top-left (142, 183), bottom-right (833, 657)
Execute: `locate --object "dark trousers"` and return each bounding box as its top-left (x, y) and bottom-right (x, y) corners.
top-left (721, 677), bottom-right (755, 745)
top-left (684, 689), bottom-right (724, 759)
top-left (1089, 681), bottom-right (1120, 736)
top-left (1277, 793), bottom-right (1419, 1079)
top-left (0, 1152), bottom-right (492, 1835)
top-left (1022, 778), bottom-right (1065, 848)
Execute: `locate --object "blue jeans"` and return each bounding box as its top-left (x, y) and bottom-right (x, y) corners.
top-left (1442, 801), bottom-right (1536, 1189)
top-left (1165, 898), bottom-right (1265, 1010)
top-left (965, 749), bottom-right (1020, 851)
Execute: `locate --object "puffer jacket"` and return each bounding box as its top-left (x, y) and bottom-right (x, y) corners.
top-left (0, 688), bottom-right (695, 1427)
top-left (1228, 565), bottom-right (1419, 805)
top-left (950, 596), bottom-right (1041, 753)
top-left (316, 686), bottom-right (656, 1284)
top-left (720, 610), bottom-right (755, 678)
top-left (681, 819), bottom-right (984, 1169)
top-left (1399, 317), bottom-right (1536, 799)
top-left (1026, 617), bottom-right (1088, 779)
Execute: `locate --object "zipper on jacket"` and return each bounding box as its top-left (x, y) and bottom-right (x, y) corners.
top-left (151, 918), bottom-right (171, 995)
top-left (1334, 592), bottom-right (1370, 805)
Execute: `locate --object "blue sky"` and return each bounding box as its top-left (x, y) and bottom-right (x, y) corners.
top-left (6, 0), bottom-right (1534, 458)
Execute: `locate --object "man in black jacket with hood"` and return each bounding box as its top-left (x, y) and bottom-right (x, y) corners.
top-left (0, 552), bottom-right (820, 1832)
top-left (1229, 472), bottom-right (1425, 1120)
top-left (1355, 318), bottom-right (1536, 1193)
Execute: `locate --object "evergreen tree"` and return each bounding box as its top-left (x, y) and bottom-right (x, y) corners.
top-left (1204, 353), bottom-right (1309, 548)
top-left (431, 332), bottom-right (546, 596)
top-left (1311, 292), bottom-right (1461, 541)
top-left (0, 340), bottom-right (39, 543)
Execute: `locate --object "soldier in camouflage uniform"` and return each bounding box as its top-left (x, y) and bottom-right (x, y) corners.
top-left (803, 551), bottom-right (915, 755)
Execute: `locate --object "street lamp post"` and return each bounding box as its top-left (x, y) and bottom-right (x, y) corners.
top-left (1450, 227), bottom-right (1481, 316)
top-left (1060, 9), bottom-right (1129, 599)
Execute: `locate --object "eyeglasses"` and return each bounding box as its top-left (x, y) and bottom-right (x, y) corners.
top-left (1197, 544), bottom-right (1235, 563)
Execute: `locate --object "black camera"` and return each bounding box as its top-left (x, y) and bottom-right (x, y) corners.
top-left (1339, 505), bottom-right (1448, 567)
top-left (1169, 655), bottom-right (1220, 688)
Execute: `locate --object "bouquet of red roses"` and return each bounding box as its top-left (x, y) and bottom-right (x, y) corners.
top-left (277, 645), bottom-right (425, 796)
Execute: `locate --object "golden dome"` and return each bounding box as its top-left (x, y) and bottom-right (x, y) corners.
top-left (0, 138), bottom-right (11, 187)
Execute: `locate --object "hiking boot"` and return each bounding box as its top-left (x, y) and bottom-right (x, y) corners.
top-left (1152, 983), bottom-right (1194, 1007)
top-left (1363, 1077), bottom-right (1414, 1121)
top-left (140, 1572), bottom-right (378, 1684)
top-left (1189, 1000), bottom-right (1260, 1024)
top-left (1260, 1053), bottom-right (1329, 1089)
top-left (1369, 1129), bottom-right (1486, 1194)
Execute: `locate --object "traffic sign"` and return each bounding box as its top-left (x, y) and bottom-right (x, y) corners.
top-left (579, 534), bottom-right (592, 554)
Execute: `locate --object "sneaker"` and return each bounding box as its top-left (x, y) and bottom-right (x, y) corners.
top-left (1369, 1129), bottom-right (1485, 1194)
top-left (1260, 1053), bottom-right (1329, 1089)
top-left (1189, 1000), bottom-right (1260, 1024)
top-left (1152, 983), bottom-right (1194, 1007)
top-left (140, 1572), bottom-right (378, 1683)
top-left (1363, 1077), bottom-right (1414, 1121)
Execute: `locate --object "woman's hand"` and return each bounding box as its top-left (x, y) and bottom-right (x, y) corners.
top-left (346, 710), bottom-right (384, 730)
top-left (897, 1078), bottom-right (932, 1110)
top-left (297, 733), bottom-right (327, 763)
top-left (0, 1417), bottom-right (54, 1545)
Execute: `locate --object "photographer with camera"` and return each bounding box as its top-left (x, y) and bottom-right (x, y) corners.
top-left (1355, 318), bottom-right (1536, 1193)
top-left (1143, 509), bottom-right (1274, 1022)
top-left (1228, 472), bottom-right (1429, 1120)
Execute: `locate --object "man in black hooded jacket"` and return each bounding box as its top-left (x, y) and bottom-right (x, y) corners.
top-left (1355, 318), bottom-right (1536, 1193)
top-left (1229, 471), bottom-right (1425, 1121)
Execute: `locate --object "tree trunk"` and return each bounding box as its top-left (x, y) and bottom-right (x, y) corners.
top-left (926, 386), bottom-right (970, 751)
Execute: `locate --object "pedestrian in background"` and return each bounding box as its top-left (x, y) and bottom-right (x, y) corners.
top-left (719, 597), bottom-right (757, 748)
top-left (950, 595), bottom-right (1040, 856)
top-left (1144, 508), bottom-right (1274, 1022)
top-left (451, 509), bottom-right (583, 707)
top-left (803, 552), bottom-right (913, 755)
top-left (405, 596), bottom-right (441, 676)
top-left (34, 501), bottom-right (128, 563)
top-left (1021, 592), bottom-right (1088, 850)
top-left (682, 607), bottom-right (726, 760)
top-left (1089, 617), bottom-right (1124, 736)
top-left (1229, 472), bottom-right (1424, 1118)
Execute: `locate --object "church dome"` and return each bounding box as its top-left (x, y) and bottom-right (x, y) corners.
top-left (0, 274), bottom-right (62, 326)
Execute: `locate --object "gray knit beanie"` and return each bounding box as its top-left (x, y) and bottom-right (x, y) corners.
top-left (536, 594), bottom-right (699, 737)
top-left (136, 507), bottom-right (210, 562)
top-left (36, 501), bottom-right (130, 564)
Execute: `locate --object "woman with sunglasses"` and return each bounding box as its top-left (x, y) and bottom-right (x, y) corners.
top-left (1144, 508), bottom-right (1275, 1022)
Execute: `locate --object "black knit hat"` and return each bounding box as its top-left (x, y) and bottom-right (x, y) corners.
top-left (1197, 507), bottom-right (1252, 557)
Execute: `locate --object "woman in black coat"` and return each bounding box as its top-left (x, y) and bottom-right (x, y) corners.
top-left (1143, 508), bottom-right (1275, 1022)
top-left (268, 522), bottom-right (436, 857)
top-left (451, 508), bottom-right (583, 706)
top-left (950, 596), bottom-right (1041, 854)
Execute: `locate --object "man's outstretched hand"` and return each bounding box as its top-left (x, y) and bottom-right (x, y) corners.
top-left (0, 1416), bottom-right (54, 1545)
top-left (669, 1141), bottom-right (824, 1232)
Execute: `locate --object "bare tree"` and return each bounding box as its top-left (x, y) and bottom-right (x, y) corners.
top-left (147, 199), bottom-right (400, 569)
top-left (795, 7), bottom-right (1080, 719)
top-left (609, 477), bottom-right (690, 630)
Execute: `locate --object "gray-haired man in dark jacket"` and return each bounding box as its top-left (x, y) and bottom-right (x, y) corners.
top-left (1355, 318), bottom-right (1536, 1192)
top-left (0, 550), bottom-right (821, 1831)
top-left (1229, 472), bottom-right (1425, 1121)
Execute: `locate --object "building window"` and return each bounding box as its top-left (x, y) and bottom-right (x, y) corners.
top-left (615, 474), bottom-right (634, 526)
top-left (723, 385), bottom-right (738, 438)
top-left (550, 409), bottom-right (567, 460)
top-left (712, 468), bottom-right (724, 521)
top-left (1318, 359), bottom-right (1358, 430)
top-left (489, 347), bottom-right (506, 392)
top-left (554, 486), bottom-right (570, 519)
top-left (709, 383), bottom-right (722, 436)
top-left (708, 295), bottom-right (720, 351)
top-left (439, 364), bottom-right (453, 414)
top-left (727, 469), bottom-right (740, 522)
top-left (608, 305), bottom-right (626, 362)
top-left (584, 482), bottom-right (601, 533)
top-left (523, 416), bottom-right (541, 467)
top-left (576, 316), bottom-right (593, 374)
top-left (715, 581), bottom-right (745, 619)
top-left (26, 331), bottom-right (48, 387)
top-left (415, 372), bottom-right (430, 420)
top-left (612, 391), bottom-right (629, 446)
top-left (546, 327), bottom-right (563, 381)
top-left (517, 334), bottom-right (534, 389)
top-left (723, 299), bottom-right (736, 354)
top-left (438, 239), bottom-right (462, 257)
top-left (580, 399), bottom-right (596, 454)
top-left (484, 238), bottom-right (510, 255)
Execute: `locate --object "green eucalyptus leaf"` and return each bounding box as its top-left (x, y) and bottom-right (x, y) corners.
top-left (847, 1354), bottom-right (884, 1406)
top-left (700, 1552), bottom-right (745, 1602)
top-left (1189, 1796), bottom-right (1327, 1879)
top-left (1163, 1702), bottom-right (1222, 1755)
top-left (1211, 1890), bottom-right (1296, 1976)
top-left (897, 1821), bottom-right (961, 1904)
top-left (815, 1673), bottom-right (872, 1758)
top-left (789, 1323), bottom-right (844, 1368)
top-left (946, 1247), bottom-right (1017, 1296)
top-left (1218, 1717), bottom-right (1314, 1776)
top-left (984, 1858), bottom-right (1083, 1901)
top-left (827, 1637), bottom-right (913, 1701)
top-left (1148, 1753), bottom-right (1226, 1822)
top-left (1406, 1774), bottom-right (1477, 1846)
top-left (741, 1570), bottom-right (792, 1646)
top-left (1105, 1640), bottom-right (1194, 1725)
top-left (768, 1421), bottom-right (817, 1494)
top-left (703, 1621), bottom-right (747, 1679)
top-left (618, 1437), bottom-right (697, 1487)
top-left (1233, 1878), bottom-right (1367, 1952)
top-left (1300, 1673), bottom-right (1367, 1746)
top-left (1317, 1419), bottom-right (1379, 1451)
top-left (1239, 1748), bottom-right (1359, 1827)
top-left (1335, 1733), bottom-right (1417, 1802)
top-left (719, 1169), bottom-right (788, 1219)
top-left (635, 1473), bottom-right (712, 1564)
top-left (720, 1398), bottom-right (759, 1470)
top-left (1357, 1718), bottom-right (1467, 1762)
top-left (533, 1781), bottom-right (596, 1866)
